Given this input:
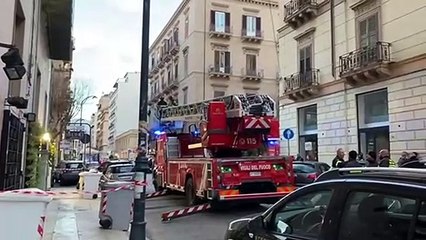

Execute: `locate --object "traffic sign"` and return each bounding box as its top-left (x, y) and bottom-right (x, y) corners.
top-left (283, 128), bottom-right (294, 140)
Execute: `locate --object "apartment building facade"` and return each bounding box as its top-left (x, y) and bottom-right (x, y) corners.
top-left (0, 0), bottom-right (73, 190)
top-left (96, 94), bottom-right (110, 152)
top-left (278, 0), bottom-right (426, 163)
top-left (148, 0), bottom-right (281, 109)
top-left (108, 72), bottom-right (140, 154)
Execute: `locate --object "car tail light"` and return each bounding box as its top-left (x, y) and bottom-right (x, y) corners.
top-left (307, 173), bottom-right (317, 180)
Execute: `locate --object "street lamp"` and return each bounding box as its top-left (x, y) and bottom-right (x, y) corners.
top-left (1, 47), bottom-right (26, 80)
top-left (80, 95), bottom-right (97, 126)
top-left (130, 0), bottom-right (150, 239)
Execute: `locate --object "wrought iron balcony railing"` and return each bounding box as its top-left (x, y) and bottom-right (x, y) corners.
top-left (241, 68), bottom-right (264, 80)
top-left (339, 42), bottom-right (391, 77)
top-left (284, 0), bottom-right (318, 28)
top-left (241, 29), bottom-right (263, 39)
top-left (283, 68), bottom-right (319, 92)
top-left (209, 65), bottom-right (232, 75)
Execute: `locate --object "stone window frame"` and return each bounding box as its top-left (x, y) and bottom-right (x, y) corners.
top-left (183, 47), bottom-right (189, 77)
top-left (182, 86), bottom-right (188, 104)
top-left (351, 0), bottom-right (382, 49)
top-left (298, 104), bottom-right (318, 136)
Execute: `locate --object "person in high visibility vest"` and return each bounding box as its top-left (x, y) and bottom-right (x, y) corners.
top-left (332, 148), bottom-right (345, 168)
top-left (378, 149), bottom-right (397, 167)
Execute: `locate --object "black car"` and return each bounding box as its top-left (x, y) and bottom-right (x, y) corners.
top-left (225, 167), bottom-right (426, 240)
top-left (293, 161), bottom-right (330, 186)
top-left (98, 160), bottom-right (132, 174)
top-left (400, 159), bottom-right (426, 168)
top-left (53, 160), bottom-right (84, 186)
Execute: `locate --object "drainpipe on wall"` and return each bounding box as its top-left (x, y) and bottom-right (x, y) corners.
top-left (330, 0), bottom-right (336, 79)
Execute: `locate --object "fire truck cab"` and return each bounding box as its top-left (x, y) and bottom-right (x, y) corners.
top-left (151, 94), bottom-right (295, 206)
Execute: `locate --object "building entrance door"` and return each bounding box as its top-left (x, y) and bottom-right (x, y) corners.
top-left (359, 126), bottom-right (390, 156)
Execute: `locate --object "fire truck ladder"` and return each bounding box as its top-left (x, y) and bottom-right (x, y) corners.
top-left (154, 94), bottom-right (276, 122)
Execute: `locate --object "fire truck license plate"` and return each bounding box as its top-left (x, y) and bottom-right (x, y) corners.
top-left (250, 171), bottom-right (261, 177)
top-left (239, 163), bottom-right (271, 171)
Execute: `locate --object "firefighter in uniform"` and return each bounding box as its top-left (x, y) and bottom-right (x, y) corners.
top-left (378, 149), bottom-right (397, 167)
top-left (332, 148), bottom-right (345, 168)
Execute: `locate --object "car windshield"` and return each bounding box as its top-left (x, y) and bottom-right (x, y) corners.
top-left (111, 166), bottom-right (134, 174)
top-left (293, 164), bottom-right (315, 173)
top-left (66, 163), bottom-right (83, 169)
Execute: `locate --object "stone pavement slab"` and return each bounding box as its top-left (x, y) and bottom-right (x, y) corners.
top-left (44, 175), bottom-right (155, 240)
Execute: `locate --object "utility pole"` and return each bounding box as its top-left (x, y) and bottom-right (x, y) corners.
top-left (130, 0), bottom-right (150, 239)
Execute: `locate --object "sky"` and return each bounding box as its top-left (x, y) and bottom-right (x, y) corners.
top-left (72, 0), bottom-right (182, 120)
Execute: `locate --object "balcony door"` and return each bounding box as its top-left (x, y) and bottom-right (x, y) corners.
top-left (214, 51), bottom-right (230, 73)
top-left (211, 11), bottom-right (230, 33)
top-left (246, 54), bottom-right (256, 76)
top-left (359, 13), bottom-right (379, 65)
top-left (299, 44), bottom-right (312, 86)
top-left (243, 15), bottom-right (260, 37)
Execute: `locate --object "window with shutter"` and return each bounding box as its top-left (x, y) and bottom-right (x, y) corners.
top-left (246, 16), bottom-right (256, 37)
top-left (225, 13), bottom-right (230, 32)
top-left (214, 11), bottom-right (226, 32)
top-left (299, 44), bottom-right (313, 83)
top-left (242, 15), bottom-right (247, 35)
top-left (184, 51), bottom-right (189, 76)
top-left (246, 54), bottom-right (257, 75)
top-left (183, 88), bottom-right (188, 104)
top-left (256, 17), bottom-right (261, 37)
top-left (358, 13), bottom-right (379, 48)
top-left (174, 63), bottom-right (178, 80)
top-left (225, 52), bottom-right (230, 73)
top-left (185, 15), bottom-right (189, 38)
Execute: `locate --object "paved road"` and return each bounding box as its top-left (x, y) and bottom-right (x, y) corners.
top-left (44, 173), bottom-right (271, 240)
top-left (145, 195), bottom-right (269, 240)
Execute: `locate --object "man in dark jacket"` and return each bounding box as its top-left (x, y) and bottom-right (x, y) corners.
top-left (343, 150), bottom-right (363, 168)
top-left (332, 148), bottom-right (345, 168)
top-left (366, 151), bottom-right (378, 167)
top-left (378, 149), bottom-right (397, 167)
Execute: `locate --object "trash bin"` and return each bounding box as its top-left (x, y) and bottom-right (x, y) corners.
top-left (79, 170), bottom-right (103, 199)
top-left (0, 188), bottom-right (52, 240)
top-left (99, 181), bottom-right (134, 231)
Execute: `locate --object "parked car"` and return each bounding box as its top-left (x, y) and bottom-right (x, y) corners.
top-left (400, 159), bottom-right (426, 168)
top-left (293, 161), bottom-right (330, 186)
top-left (225, 167), bottom-right (426, 240)
top-left (101, 163), bottom-right (135, 182)
top-left (53, 160), bottom-right (84, 186)
top-left (98, 160), bottom-right (132, 174)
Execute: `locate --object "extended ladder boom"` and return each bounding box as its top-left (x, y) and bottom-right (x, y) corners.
top-left (153, 94), bottom-right (276, 122)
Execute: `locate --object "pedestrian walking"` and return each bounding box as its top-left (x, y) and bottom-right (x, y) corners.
top-left (332, 148), bottom-right (345, 168)
top-left (366, 151), bottom-right (378, 167)
top-left (342, 150), bottom-right (363, 168)
top-left (378, 149), bottom-right (397, 167)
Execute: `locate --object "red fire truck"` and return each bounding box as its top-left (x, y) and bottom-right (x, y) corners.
top-left (152, 94), bottom-right (295, 206)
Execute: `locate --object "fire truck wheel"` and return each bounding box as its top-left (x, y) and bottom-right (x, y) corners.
top-left (185, 178), bottom-right (197, 206)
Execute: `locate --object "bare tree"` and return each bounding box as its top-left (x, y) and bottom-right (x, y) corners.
top-left (49, 68), bottom-right (91, 140)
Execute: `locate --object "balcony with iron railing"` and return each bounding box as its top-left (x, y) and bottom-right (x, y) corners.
top-left (157, 57), bottom-right (165, 68)
top-left (241, 29), bottom-right (263, 43)
top-left (209, 65), bottom-right (232, 78)
top-left (339, 42), bottom-right (391, 85)
top-left (282, 68), bottom-right (320, 101)
top-left (284, 0), bottom-right (319, 28)
top-left (209, 25), bottom-right (232, 39)
top-left (241, 68), bottom-right (264, 81)
top-left (170, 41), bottom-right (180, 55)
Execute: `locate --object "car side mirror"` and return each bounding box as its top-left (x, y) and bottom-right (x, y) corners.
top-left (248, 215), bottom-right (265, 231)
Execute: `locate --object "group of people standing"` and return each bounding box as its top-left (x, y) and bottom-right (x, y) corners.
top-left (331, 148), bottom-right (415, 168)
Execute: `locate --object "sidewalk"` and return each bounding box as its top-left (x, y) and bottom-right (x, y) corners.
top-left (43, 196), bottom-right (130, 240)
top-left (44, 175), bottom-right (155, 240)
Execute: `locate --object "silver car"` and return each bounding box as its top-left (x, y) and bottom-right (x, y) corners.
top-left (103, 163), bottom-right (135, 182)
